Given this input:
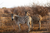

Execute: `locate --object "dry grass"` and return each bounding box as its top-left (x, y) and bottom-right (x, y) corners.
top-left (0, 6), bottom-right (50, 33)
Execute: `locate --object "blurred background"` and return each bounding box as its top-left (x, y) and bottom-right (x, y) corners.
top-left (0, 0), bottom-right (50, 33)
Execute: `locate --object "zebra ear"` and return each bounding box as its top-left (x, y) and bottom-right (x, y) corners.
top-left (27, 12), bottom-right (30, 15)
top-left (18, 13), bottom-right (20, 15)
top-left (25, 11), bottom-right (27, 12)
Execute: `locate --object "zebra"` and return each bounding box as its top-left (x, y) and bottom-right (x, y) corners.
top-left (11, 11), bottom-right (32, 32)
top-left (32, 14), bottom-right (42, 30)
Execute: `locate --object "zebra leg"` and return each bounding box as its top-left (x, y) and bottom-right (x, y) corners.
top-left (30, 21), bottom-right (32, 28)
top-left (39, 21), bottom-right (41, 30)
top-left (27, 21), bottom-right (30, 32)
top-left (30, 21), bottom-right (31, 25)
top-left (18, 23), bottom-right (21, 31)
top-left (31, 21), bottom-right (33, 28)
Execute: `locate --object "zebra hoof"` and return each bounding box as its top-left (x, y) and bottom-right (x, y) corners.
top-left (27, 29), bottom-right (32, 33)
top-left (28, 30), bottom-right (30, 32)
top-left (19, 29), bottom-right (21, 32)
top-left (38, 28), bottom-right (41, 30)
